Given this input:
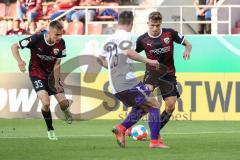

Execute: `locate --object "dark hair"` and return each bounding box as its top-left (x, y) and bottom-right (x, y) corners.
top-left (148, 11), bottom-right (162, 22)
top-left (118, 11), bottom-right (134, 25)
top-left (49, 20), bottom-right (63, 30)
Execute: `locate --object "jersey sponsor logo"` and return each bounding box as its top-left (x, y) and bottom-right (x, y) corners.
top-left (53, 48), bottom-right (59, 55)
top-left (21, 40), bottom-right (30, 47)
top-left (164, 37), bottom-right (170, 44)
top-left (149, 46), bottom-right (171, 55)
top-left (36, 54), bottom-right (56, 61)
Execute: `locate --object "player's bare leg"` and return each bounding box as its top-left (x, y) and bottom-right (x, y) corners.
top-left (55, 93), bottom-right (72, 124)
top-left (145, 84), bottom-right (155, 92)
top-left (141, 94), bottom-right (169, 148)
top-left (38, 90), bottom-right (58, 140)
top-left (160, 96), bottom-right (177, 130)
top-left (146, 83), bottom-right (176, 130)
top-left (112, 106), bottom-right (148, 148)
top-left (145, 83), bottom-right (172, 145)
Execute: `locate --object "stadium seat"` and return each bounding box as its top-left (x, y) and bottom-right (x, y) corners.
top-left (4, 3), bottom-right (17, 20)
top-left (65, 21), bottom-right (84, 35)
top-left (42, 3), bottom-right (56, 19)
top-left (0, 20), bottom-right (8, 35)
top-left (236, 21), bottom-right (240, 28)
top-left (0, 3), bottom-right (6, 18)
top-left (231, 27), bottom-right (240, 34)
top-left (88, 24), bottom-right (102, 34)
top-left (95, 2), bottom-right (119, 21)
top-left (102, 2), bottom-right (119, 12)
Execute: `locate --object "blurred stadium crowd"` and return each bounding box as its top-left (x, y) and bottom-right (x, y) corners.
top-left (0, 0), bottom-right (137, 35)
top-left (0, 0), bottom-right (239, 35)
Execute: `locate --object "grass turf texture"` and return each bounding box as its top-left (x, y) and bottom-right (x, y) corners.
top-left (0, 119), bottom-right (239, 160)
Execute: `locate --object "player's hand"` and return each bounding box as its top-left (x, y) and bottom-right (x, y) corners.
top-left (146, 59), bottom-right (160, 69)
top-left (183, 49), bottom-right (190, 60)
top-left (18, 60), bottom-right (26, 72)
top-left (197, 9), bottom-right (205, 16)
top-left (55, 82), bottom-right (64, 93)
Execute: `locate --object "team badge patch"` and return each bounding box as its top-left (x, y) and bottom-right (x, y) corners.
top-left (53, 48), bottom-right (59, 55)
top-left (21, 40), bottom-right (30, 47)
top-left (164, 37), bottom-right (170, 44)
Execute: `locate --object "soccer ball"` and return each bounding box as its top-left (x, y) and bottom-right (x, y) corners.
top-left (131, 125), bottom-right (148, 141)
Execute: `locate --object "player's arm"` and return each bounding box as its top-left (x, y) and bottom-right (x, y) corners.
top-left (97, 42), bottom-right (109, 69)
top-left (171, 29), bottom-right (192, 60)
top-left (11, 43), bottom-right (26, 72)
top-left (97, 56), bottom-right (108, 69)
top-left (182, 39), bottom-right (192, 60)
top-left (53, 58), bottom-right (64, 93)
top-left (193, 0), bottom-right (204, 16)
top-left (135, 36), bottom-right (144, 53)
top-left (11, 34), bottom-right (38, 72)
top-left (124, 49), bottom-right (159, 69)
top-left (202, 0), bottom-right (214, 13)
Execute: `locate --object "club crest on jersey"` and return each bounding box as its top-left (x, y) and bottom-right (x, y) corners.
top-left (53, 48), bottom-right (59, 55)
top-left (164, 37), bottom-right (170, 44)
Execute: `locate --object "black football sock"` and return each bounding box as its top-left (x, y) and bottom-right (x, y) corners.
top-left (160, 110), bottom-right (172, 130)
top-left (41, 109), bottom-right (54, 131)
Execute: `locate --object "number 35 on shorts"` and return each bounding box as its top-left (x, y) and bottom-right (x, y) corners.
top-left (34, 80), bottom-right (43, 89)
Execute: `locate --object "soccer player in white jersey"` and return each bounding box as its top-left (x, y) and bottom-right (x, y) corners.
top-left (97, 11), bottom-right (169, 149)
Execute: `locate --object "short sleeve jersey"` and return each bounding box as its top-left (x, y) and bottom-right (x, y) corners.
top-left (18, 33), bottom-right (66, 80)
top-left (136, 28), bottom-right (184, 76)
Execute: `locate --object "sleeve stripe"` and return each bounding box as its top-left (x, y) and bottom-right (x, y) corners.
top-left (181, 38), bottom-right (185, 45)
top-left (18, 42), bottom-right (21, 48)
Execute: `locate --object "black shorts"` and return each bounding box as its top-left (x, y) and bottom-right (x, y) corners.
top-left (143, 70), bottom-right (180, 100)
top-left (30, 76), bottom-right (63, 96)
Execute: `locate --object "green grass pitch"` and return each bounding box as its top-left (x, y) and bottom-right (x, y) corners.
top-left (0, 119), bottom-right (239, 160)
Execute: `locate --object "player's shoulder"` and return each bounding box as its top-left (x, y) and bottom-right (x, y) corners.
top-left (59, 38), bottom-right (65, 44)
top-left (137, 32), bottom-right (148, 41)
top-left (34, 31), bottom-right (45, 37)
top-left (24, 32), bottom-right (43, 44)
top-left (28, 32), bottom-right (44, 42)
top-left (115, 29), bottom-right (132, 40)
top-left (107, 30), bottom-right (131, 44)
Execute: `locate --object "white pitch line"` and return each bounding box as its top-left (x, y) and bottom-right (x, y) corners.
top-left (0, 131), bottom-right (240, 139)
top-left (216, 36), bottom-right (240, 56)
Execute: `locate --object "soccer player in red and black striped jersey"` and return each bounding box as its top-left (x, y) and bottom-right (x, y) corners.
top-left (11, 20), bottom-right (72, 140)
top-left (136, 11), bottom-right (192, 131)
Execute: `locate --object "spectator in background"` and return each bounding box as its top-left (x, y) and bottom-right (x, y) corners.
top-left (98, 0), bottom-right (118, 21)
top-left (71, 0), bottom-right (101, 22)
top-left (193, 0), bottom-right (214, 34)
top-left (6, 19), bottom-right (27, 35)
top-left (50, 0), bottom-right (80, 22)
top-left (16, 0), bottom-right (43, 33)
top-left (118, 0), bottom-right (134, 5)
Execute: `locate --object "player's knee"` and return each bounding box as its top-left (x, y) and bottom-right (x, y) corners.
top-left (146, 85), bottom-right (154, 92)
top-left (42, 103), bottom-right (50, 111)
top-left (59, 100), bottom-right (69, 109)
top-left (166, 102), bottom-right (176, 113)
top-left (148, 99), bottom-right (160, 109)
top-left (167, 106), bottom-right (175, 113)
top-left (151, 105), bottom-right (160, 109)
